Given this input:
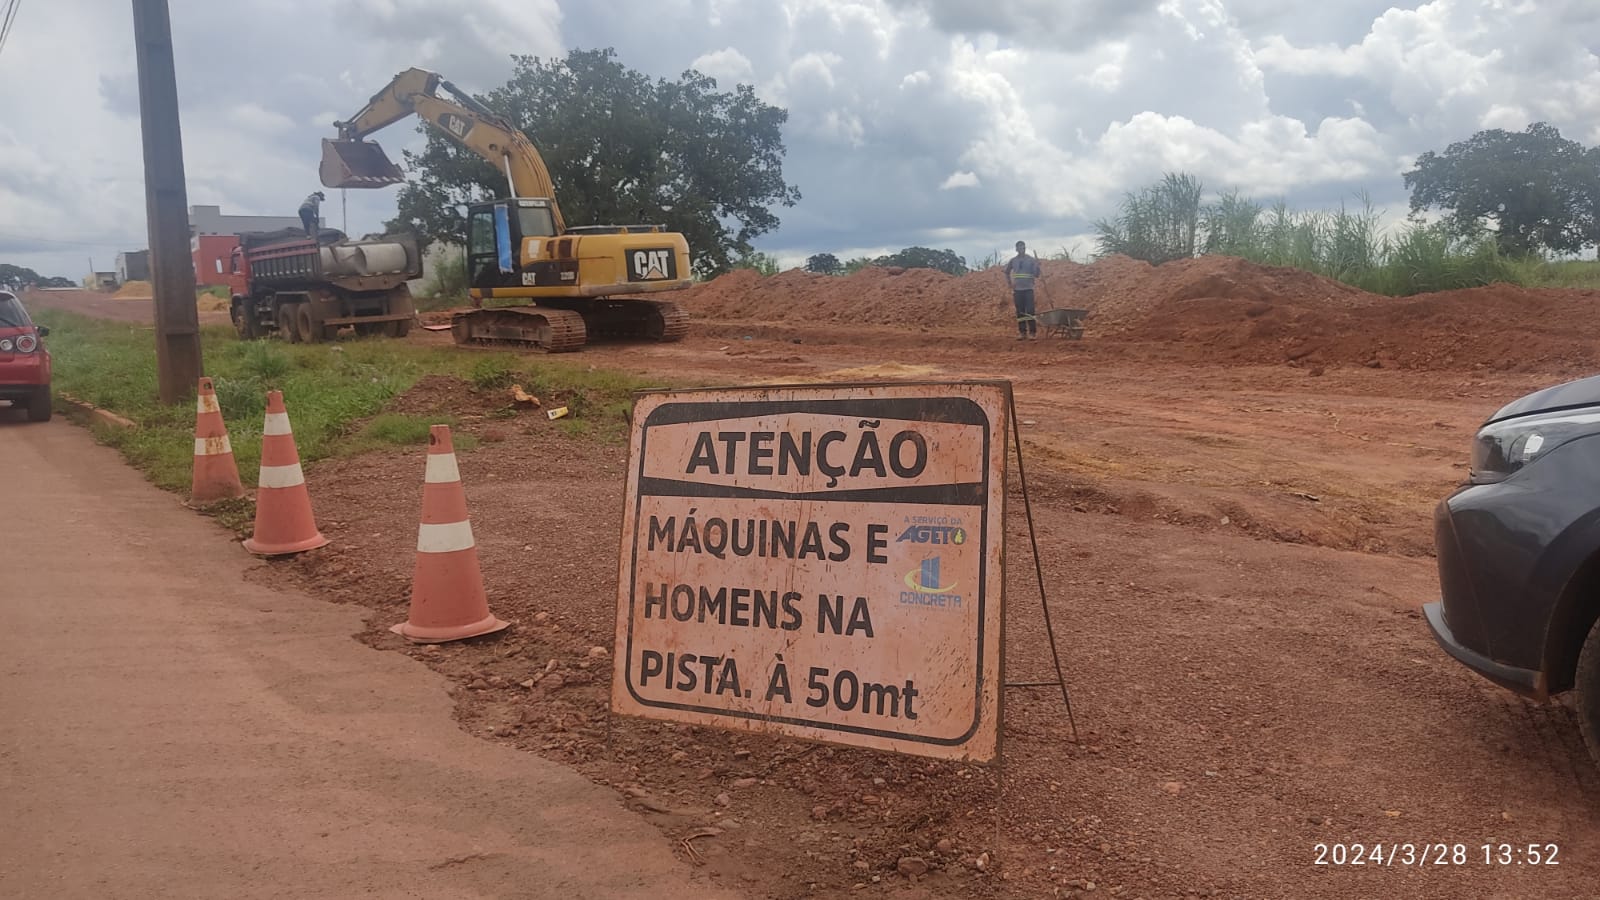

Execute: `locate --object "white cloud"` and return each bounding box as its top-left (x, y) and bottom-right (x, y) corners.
top-left (1255, 0), bottom-right (1600, 139)
top-left (3, 0), bottom-right (1599, 277)
top-left (227, 104), bottom-right (297, 135)
top-left (690, 47), bottom-right (756, 84)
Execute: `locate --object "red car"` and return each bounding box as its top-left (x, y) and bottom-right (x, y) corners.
top-left (0, 290), bottom-right (51, 422)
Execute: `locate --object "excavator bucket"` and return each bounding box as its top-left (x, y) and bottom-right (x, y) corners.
top-left (320, 139), bottom-right (405, 188)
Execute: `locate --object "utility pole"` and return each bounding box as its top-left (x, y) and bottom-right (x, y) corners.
top-left (131, 0), bottom-right (201, 404)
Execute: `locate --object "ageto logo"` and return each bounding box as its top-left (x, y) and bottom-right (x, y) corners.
top-left (900, 557), bottom-right (963, 608)
top-left (896, 524), bottom-right (967, 545)
top-left (628, 248), bottom-right (677, 282)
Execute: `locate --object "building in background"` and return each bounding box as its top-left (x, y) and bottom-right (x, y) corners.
top-left (193, 234), bottom-right (241, 286)
top-left (190, 204), bottom-right (322, 287)
top-left (116, 250), bottom-right (150, 284)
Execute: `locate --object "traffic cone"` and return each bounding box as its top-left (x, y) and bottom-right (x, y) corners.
top-left (191, 376), bottom-right (246, 505)
top-left (391, 425), bottom-right (509, 643)
top-left (242, 391), bottom-right (330, 556)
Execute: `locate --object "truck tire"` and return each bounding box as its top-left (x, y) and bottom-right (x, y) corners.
top-left (297, 305), bottom-right (321, 344)
top-left (385, 318), bottom-right (413, 338)
top-left (277, 305), bottom-right (301, 343)
top-left (1577, 616), bottom-right (1600, 767)
top-left (26, 386), bottom-right (52, 422)
top-left (232, 300), bottom-right (259, 340)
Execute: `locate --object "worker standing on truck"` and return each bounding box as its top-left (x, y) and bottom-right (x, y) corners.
top-left (1003, 240), bottom-right (1041, 340)
top-left (298, 192), bottom-right (326, 238)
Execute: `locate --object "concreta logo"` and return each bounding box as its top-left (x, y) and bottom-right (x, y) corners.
top-left (904, 556), bottom-right (958, 594)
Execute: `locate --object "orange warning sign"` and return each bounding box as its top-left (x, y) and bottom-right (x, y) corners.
top-left (611, 382), bottom-right (1009, 762)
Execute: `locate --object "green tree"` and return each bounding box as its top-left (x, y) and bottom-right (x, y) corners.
top-left (1404, 122), bottom-right (1600, 256)
top-left (874, 246), bottom-right (968, 275)
top-left (842, 256), bottom-right (874, 275)
top-left (0, 263), bottom-right (42, 291)
top-left (386, 48), bottom-right (802, 277)
top-left (805, 252), bottom-right (843, 275)
top-left (732, 250), bottom-right (780, 275)
top-left (1093, 172), bottom-right (1204, 264)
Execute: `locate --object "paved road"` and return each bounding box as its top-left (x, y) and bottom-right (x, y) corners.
top-left (0, 418), bottom-right (734, 900)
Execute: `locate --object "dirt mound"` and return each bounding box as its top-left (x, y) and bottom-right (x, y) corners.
top-left (685, 266), bottom-right (1014, 329)
top-left (682, 255), bottom-right (1373, 333)
top-left (1118, 281), bottom-right (1600, 372)
top-left (112, 280), bottom-right (153, 300)
top-left (686, 256), bottom-right (1600, 372)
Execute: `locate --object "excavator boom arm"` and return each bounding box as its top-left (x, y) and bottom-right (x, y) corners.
top-left (324, 67), bottom-right (565, 232)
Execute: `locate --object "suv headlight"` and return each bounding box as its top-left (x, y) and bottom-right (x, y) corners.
top-left (1471, 410), bottom-right (1600, 484)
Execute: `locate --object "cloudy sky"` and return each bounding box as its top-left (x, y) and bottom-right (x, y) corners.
top-left (1, 0), bottom-right (1597, 278)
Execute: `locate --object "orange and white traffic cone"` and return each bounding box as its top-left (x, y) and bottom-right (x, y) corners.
top-left (391, 425), bottom-right (508, 643)
top-left (191, 376), bottom-right (246, 505)
top-left (242, 391), bottom-right (329, 557)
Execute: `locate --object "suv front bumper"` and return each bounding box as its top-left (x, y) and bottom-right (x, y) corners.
top-left (1423, 600), bottom-right (1544, 698)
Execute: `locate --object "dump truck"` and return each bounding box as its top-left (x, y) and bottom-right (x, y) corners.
top-left (321, 67), bottom-right (690, 352)
top-left (227, 228), bottom-right (421, 343)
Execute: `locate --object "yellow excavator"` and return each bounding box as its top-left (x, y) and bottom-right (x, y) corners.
top-left (321, 68), bottom-right (691, 351)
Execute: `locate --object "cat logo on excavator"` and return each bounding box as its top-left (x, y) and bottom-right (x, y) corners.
top-left (440, 113), bottom-right (473, 140)
top-left (629, 248), bottom-right (676, 282)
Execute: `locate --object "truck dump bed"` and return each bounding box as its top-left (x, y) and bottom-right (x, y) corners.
top-left (239, 230), bottom-right (422, 293)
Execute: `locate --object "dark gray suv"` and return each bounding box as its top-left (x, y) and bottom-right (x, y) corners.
top-left (1426, 374), bottom-right (1600, 763)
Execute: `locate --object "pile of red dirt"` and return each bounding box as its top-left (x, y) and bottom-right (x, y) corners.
top-left (1117, 278), bottom-right (1600, 372)
top-left (681, 255), bottom-right (1372, 332)
top-left (684, 256), bottom-right (1600, 372)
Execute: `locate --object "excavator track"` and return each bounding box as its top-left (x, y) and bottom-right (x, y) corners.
top-left (450, 307), bottom-right (587, 353)
top-left (568, 299), bottom-right (689, 343)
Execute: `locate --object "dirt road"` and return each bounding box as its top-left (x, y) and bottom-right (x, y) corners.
top-left (26, 280), bottom-right (1600, 897)
top-left (22, 288), bottom-right (231, 326)
top-left (332, 328), bottom-right (1600, 898)
top-left (0, 419), bottom-right (734, 900)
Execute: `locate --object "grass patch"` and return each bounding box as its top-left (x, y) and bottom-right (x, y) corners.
top-left (36, 310), bottom-right (652, 494)
top-left (1509, 258), bottom-right (1600, 291)
top-left (340, 413), bottom-right (480, 456)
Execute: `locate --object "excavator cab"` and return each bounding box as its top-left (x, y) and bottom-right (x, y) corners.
top-left (320, 138), bottom-right (405, 188)
top-left (465, 199), bottom-right (563, 292)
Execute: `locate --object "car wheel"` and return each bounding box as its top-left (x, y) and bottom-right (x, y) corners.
top-left (26, 385), bottom-right (51, 422)
top-left (1577, 616), bottom-right (1600, 766)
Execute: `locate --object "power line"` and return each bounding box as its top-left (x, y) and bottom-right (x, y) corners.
top-left (0, 0), bottom-right (21, 61)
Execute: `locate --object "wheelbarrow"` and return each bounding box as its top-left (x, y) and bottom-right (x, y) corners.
top-left (1036, 307), bottom-right (1088, 340)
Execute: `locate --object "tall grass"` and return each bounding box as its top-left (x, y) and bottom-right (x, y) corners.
top-left (1093, 172), bottom-right (1204, 265)
top-left (1508, 258), bottom-right (1600, 291)
top-left (1095, 171), bottom-right (1545, 296)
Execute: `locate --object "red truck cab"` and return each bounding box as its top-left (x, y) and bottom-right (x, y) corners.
top-left (0, 290), bottom-right (52, 422)
top-left (226, 244), bottom-right (250, 298)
